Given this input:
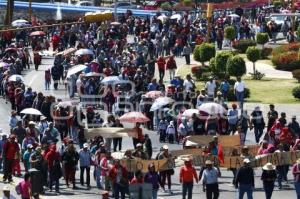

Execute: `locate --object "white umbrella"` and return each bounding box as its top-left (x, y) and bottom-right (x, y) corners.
top-left (157, 15), bottom-right (168, 22)
top-left (111, 21), bottom-right (121, 26)
top-left (228, 14), bottom-right (240, 18)
top-left (101, 76), bottom-right (121, 84)
top-left (170, 14), bottom-right (182, 20)
top-left (66, 65), bottom-right (87, 78)
top-left (84, 72), bottom-right (102, 77)
top-left (21, 108), bottom-right (43, 116)
top-left (198, 102), bottom-right (227, 115)
top-left (75, 49), bottom-right (94, 56)
top-left (182, 109), bottom-right (200, 118)
top-left (150, 97), bottom-right (174, 111)
top-left (58, 101), bottom-right (73, 108)
top-left (8, 74), bottom-right (24, 82)
top-left (12, 19), bottom-right (30, 27)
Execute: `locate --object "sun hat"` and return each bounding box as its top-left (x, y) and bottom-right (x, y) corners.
top-left (83, 143), bottom-right (89, 148)
top-left (263, 162), bottom-right (276, 171)
top-left (243, 158), bottom-right (250, 164)
top-left (205, 160), bottom-right (213, 165)
top-left (162, 145), bottom-right (169, 150)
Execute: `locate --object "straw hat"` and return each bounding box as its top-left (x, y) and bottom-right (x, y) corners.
top-left (263, 162), bottom-right (276, 171)
top-left (205, 160), bottom-right (213, 165)
top-left (162, 145), bottom-right (169, 150)
top-left (2, 186), bottom-right (9, 191)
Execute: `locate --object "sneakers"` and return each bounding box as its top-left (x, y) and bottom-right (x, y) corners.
top-left (168, 189), bottom-right (173, 194)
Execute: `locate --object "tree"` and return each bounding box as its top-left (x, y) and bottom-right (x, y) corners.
top-left (256, 33), bottom-right (269, 49)
top-left (224, 26), bottom-right (236, 49)
top-left (193, 43), bottom-right (216, 67)
top-left (226, 55), bottom-right (246, 78)
top-left (246, 46), bottom-right (260, 77)
top-left (212, 51), bottom-right (233, 78)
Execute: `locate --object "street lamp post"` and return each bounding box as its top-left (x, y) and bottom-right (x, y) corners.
top-left (114, 0), bottom-right (117, 21)
top-left (29, 0), bottom-right (32, 23)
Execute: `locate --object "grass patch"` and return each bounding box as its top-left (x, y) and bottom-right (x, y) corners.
top-left (176, 65), bottom-right (300, 104)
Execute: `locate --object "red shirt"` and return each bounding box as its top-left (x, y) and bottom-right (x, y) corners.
top-left (3, 141), bottom-right (19, 160)
top-left (180, 165), bottom-right (198, 183)
top-left (45, 150), bottom-right (60, 170)
top-left (109, 165), bottom-right (128, 183)
top-left (130, 177), bottom-right (144, 184)
top-left (157, 58), bottom-right (166, 70)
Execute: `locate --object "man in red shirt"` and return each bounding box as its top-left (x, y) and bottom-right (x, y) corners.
top-left (179, 157), bottom-right (199, 199)
top-left (3, 134), bottom-right (19, 182)
top-left (45, 144), bottom-right (61, 192)
top-left (156, 56), bottom-right (166, 81)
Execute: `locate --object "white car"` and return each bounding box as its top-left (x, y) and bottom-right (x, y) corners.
top-left (75, 1), bottom-right (94, 6)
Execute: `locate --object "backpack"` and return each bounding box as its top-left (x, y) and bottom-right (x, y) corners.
top-left (15, 182), bottom-right (22, 195)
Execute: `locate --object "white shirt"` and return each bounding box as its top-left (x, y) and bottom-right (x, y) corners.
top-left (183, 80), bottom-right (194, 91)
top-left (2, 195), bottom-right (16, 199)
top-left (205, 81), bottom-right (216, 95)
top-left (234, 81), bottom-right (245, 92)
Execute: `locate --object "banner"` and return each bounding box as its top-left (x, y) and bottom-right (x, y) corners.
top-left (171, 148), bottom-right (203, 157)
top-left (187, 135), bottom-right (240, 146)
top-left (222, 145), bottom-right (260, 156)
top-left (85, 128), bottom-right (133, 139)
top-left (120, 158), bottom-right (175, 173)
top-left (222, 151), bottom-right (300, 169)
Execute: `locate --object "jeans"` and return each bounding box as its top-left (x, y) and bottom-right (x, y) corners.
top-left (182, 182), bottom-right (193, 199)
top-left (295, 182), bottom-right (300, 199)
top-left (206, 183), bottom-right (219, 199)
top-left (254, 126), bottom-right (264, 143)
top-left (152, 189), bottom-right (158, 199)
top-left (159, 69), bottom-right (165, 81)
top-left (263, 183), bottom-right (274, 199)
top-left (185, 54), bottom-right (190, 64)
top-left (80, 166), bottom-right (90, 186)
top-left (114, 182), bottom-right (126, 199)
top-left (95, 167), bottom-right (101, 188)
top-left (228, 124), bottom-right (237, 135)
top-left (277, 166), bottom-right (285, 188)
top-left (113, 138), bottom-right (122, 152)
top-left (235, 91), bottom-right (245, 109)
top-left (238, 184), bottom-right (253, 199)
top-left (45, 81), bottom-right (50, 90)
top-left (49, 172), bottom-right (59, 192)
top-left (3, 159), bottom-right (14, 181)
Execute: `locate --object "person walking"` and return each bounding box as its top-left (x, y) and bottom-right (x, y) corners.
top-left (201, 160), bottom-right (220, 199)
top-left (180, 157), bottom-right (199, 199)
top-left (234, 77), bottom-right (246, 109)
top-left (250, 106), bottom-right (265, 143)
top-left (157, 145), bottom-right (173, 194)
top-left (62, 140), bottom-right (79, 189)
top-left (261, 163), bottom-right (277, 199)
top-left (145, 163), bottom-right (161, 199)
top-left (45, 144), bottom-right (61, 193)
top-left (157, 56), bottom-right (166, 81)
top-left (182, 44), bottom-right (192, 65)
top-left (79, 143), bottom-right (92, 189)
top-left (235, 158), bottom-right (255, 199)
top-left (166, 55), bottom-right (177, 81)
top-left (108, 159), bottom-right (128, 199)
top-left (292, 158), bottom-right (300, 199)
top-left (3, 134), bottom-right (19, 183)
top-left (19, 173), bottom-right (32, 199)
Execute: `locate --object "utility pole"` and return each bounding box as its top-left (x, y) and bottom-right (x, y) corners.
top-left (114, 0), bottom-right (117, 21)
top-left (29, 0), bottom-right (32, 23)
top-left (5, 0), bottom-right (14, 25)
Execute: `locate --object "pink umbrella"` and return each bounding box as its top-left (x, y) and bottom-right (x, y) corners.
top-left (30, 31), bottom-right (45, 37)
top-left (145, 91), bottom-right (163, 99)
top-left (119, 112), bottom-right (150, 123)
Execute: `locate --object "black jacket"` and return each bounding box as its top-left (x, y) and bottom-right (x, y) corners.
top-left (235, 165), bottom-right (255, 188)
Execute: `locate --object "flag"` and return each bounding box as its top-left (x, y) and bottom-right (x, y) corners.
top-left (218, 144), bottom-right (224, 164)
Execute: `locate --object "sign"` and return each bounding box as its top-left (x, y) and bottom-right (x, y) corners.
top-left (207, 3), bottom-right (213, 18)
top-left (222, 145), bottom-right (260, 156)
top-left (171, 148), bottom-right (203, 157)
top-left (85, 128), bottom-right (132, 139)
top-left (187, 135), bottom-right (240, 147)
top-left (222, 151), bottom-right (300, 169)
top-left (121, 158), bottom-right (174, 173)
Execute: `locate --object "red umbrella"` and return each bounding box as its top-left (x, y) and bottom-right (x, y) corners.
top-left (145, 91), bottom-right (163, 99)
top-left (30, 31), bottom-right (45, 37)
top-left (119, 112), bottom-right (150, 123)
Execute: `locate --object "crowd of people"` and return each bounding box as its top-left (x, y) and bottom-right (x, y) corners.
top-left (0, 3), bottom-right (300, 199)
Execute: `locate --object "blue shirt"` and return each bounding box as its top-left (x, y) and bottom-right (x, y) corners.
top-left (228, 109), bottom-right (239, 125)
top-left (79, 149), bottom-right (91, 167)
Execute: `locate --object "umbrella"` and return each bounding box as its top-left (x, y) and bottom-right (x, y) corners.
top-left (101, 76), bottom-right (121, 84)
top-left (4, 48), bottom-right (17, 53)
top-left (66, 64), bottom-right (87, 78)
top-left (84, 72), bottom-right (102, 77)
top-left (182, 109), bottom-right (200, 118)
top-left (0, 62), bottom-right (9, 69)
top-left (170, 14), bottom-right (182, 20)
top-left (150, 97), bottom-right (174, 111)
top-left (198, 102), bottom-right (227, 115)
top-left (119, 112), bottom-right (150, 123)
top-left (75, 49), bottom-right (94, 56)
top-left (8, 74), bottom-right (24, 82)
top-left (30, 31), bottom-right (45, 37)
top-left (145, 91), bottom-right (163, 99)
top-left (228, 14), bottom-right (240, 18)
top-left (111, 21), bottom-right (121, 26)
top-left (21, 108), bottom-right (43, 115)
top-left (157, 15), bottom-right (168, 22)
top-left (63, 47), bottom-right (77, 56)
top-left (12, 19), bottom-right (30, 27)
top-left (57, 101), bottom-right (73, 108)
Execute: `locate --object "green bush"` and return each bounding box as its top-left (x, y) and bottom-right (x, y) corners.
top-left (226, 55), bottom-right (247, 78)
top-left (256, 33), bottom-right (269, 48)
top-left (292, 86), bottom-right (300, 99)
top-left (224, 26), bottom-right (236, 41)
top-left (292, 69), bottom-right (300, 82)
top-left (273, 0), bottom-right (283, 7)
top-left (160, 2), bottom-right (172, 10)
top-left (193, 43), bottom-right (216, 67)
top-left (297, 26), bottom-right (300, 40)
top-left (183, 0), bottom-right (192, 6)
top-left (246, 46), bottom-right (261, 76)
top-left (212, 51), bottom-right (233, 78)
top-left (232, 39), bottom-right (256, 53)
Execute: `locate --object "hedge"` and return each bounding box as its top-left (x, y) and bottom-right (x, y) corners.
top-left (232, 39), bottom-right (256, 53)
top-left (292, 86), bottom-right (300, 99)
top-left (271, 51), bottom-right (300, 71)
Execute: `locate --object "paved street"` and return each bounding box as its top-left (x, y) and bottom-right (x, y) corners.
top-left (0, 43), bottom-right (299, 199)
